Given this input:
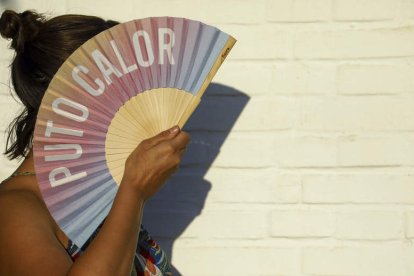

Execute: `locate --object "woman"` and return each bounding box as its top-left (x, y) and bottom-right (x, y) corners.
top-left (0, 10), bottom-right (190, 276)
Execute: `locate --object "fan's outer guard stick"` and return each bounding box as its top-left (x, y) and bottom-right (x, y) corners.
top-left (195, 36), bottom-right (236, 100)
top-left (177, 36), bottom-right (236, 128)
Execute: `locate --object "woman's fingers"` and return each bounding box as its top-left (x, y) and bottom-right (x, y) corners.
top-left (143, 125), bottom-right (181, 148)
top-left (121, 126), bottom-right (191, 201)
top-left (169, 131), bottom-right (191, 150)
top-left (155, 131), bottom-right (190, 156)
top-left (179, 146), bottom-right (187, 156)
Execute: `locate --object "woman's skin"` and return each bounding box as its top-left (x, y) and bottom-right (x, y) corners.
top-left (0, 125), bottom-right (190, 276)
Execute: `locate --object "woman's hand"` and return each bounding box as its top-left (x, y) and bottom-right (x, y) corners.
top-left (121, 125), bottom-right (190, 202)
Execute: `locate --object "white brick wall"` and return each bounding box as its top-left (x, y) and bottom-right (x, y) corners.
top-left (333, 0), bottom-right (397, 21)
top-left (1, 0), bottom-right (414, 275)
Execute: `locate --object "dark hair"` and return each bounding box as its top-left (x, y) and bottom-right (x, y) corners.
top-left (0, 10), bottom-right (119, 160)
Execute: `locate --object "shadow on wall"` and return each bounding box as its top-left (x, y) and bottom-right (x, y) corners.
top-left (142, 83), bottom-right (250, 275)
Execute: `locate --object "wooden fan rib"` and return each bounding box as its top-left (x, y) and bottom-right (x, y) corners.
top-left (107, 115), bottom-right (144, 140)
top-left (116, 97), bottom-right (155, 137)
top-left (133, 92), bottom-right (158, 136)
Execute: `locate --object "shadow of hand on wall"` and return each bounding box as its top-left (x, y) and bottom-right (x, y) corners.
top-left (142, 83), bottom-right (249, 275)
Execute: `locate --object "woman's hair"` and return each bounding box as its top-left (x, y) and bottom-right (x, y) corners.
top-left (0, 10), bottom-right (119, 160)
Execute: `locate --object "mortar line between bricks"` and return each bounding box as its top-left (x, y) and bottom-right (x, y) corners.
top-left (224, 20), bottom-right (414, 27)
top-left (211, 166), bottom-right (414, 171)
top-left (174, 237), bottom-right (409, 244)
top-left (203, 202), bottom-right (414, 208)
top-left (227, 57), bottom-right (414, 64)
top-left (234, 54), bottom-right (414, 61)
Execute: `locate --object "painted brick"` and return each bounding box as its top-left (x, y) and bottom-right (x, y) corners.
top-left (183, 210), bottom-right (267, 239)
top-left (232, 97), bottom-right (300, 130)
top-left (0, 59), bottom-right (12, 94)
top-left (303, 174), bottom-right (414, 204)
top-left (273, 136), bottom-right (337, 168)
top-left (0, 131), bottom-right (19, 178)
top-left (270, 173), bottom-right (302, 203)
top-left (295, 27), bottom-right (414, 59)
top-left (400, 0), bottom-right (414, 19)
top-left (271, 62), bottom-right (336, 94)
top-left (303, 246), bottom-right (413, 275)
top-left (187, 96), bottom-right (300, 131)
top-left (212, 62), bottom-right (273, 96)
top-left (333, 0), bottom-right (396, 21)
top-left (266, 0), bottom-right (331, 22)
top-left (204, 169), bottom-right (301, 203)
top-left (211, 133), bottom-right (276, 168)
top-left (336, 211), bottom-right (403, 240)
top-left (338, 63), bottom-right (414, 95)
top-left (0, 95), bottom-right (20, 130)
top-left (0, 42), bottom-right (13, 62)
top-left (144, 209), bottom-right (267, 239)
top-left (215, 24), bottom-right (294, 60)
top-left (67, 0), bottom-right (134, 21)
top-left (134, 0), bottom-right (265, 24)
top-left (405, 211), bottom-right (414, 238)
top-left (198, 0), bottom-right (266, 24)
top-left (172, 244), bottom-right (301, 275)
top-left (300, 96), bottom-right (414, 131)
top-left (179, 132), bottom-right (275, 168)
top-left (15, 0), bottom-right (67, 15)
top-left (337, 136), bottom-right (414, 167)
top-left (270, 209), bottom-right (334, 237)
top-left (132, 0), bottom-right (203, 22)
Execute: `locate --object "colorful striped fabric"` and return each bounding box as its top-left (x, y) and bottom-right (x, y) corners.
top-left (66, 221), bottom-right (172, 275)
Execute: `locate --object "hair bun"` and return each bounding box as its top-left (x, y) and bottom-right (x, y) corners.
top-left (0, 10), bottom-right (44, 52)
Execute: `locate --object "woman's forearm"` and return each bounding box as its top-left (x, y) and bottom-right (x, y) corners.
top-left (63, 127), bottom-right (189, 276)
top-left (67, 181), bottom-right (146, 276)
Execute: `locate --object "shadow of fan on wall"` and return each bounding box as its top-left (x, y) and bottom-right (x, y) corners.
top-left (142, 83), bottom-right (250, 275)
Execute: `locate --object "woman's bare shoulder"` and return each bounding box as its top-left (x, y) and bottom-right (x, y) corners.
top-left (0, 189), bottom-right (54, 245)
top-left (0, 189), bottom-right (72, 275)
top-left (0, 188), bottom-right (46, 213)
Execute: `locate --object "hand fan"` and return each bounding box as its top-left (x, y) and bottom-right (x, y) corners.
top-left (32, 16), bottom-right (236, 248)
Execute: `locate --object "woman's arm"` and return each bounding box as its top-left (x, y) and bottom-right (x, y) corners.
top-left (0, 126), bottom-right (189, 276)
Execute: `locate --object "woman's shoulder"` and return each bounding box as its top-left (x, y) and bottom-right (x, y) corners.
top-left (0, 188), bottom-right (52, 230)
top-left (0, 188), bottom-right (73, 274)
top-left (0, 178), bottom-right (73, 251)
top-left (0, 174), bottom-right (52, 222)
